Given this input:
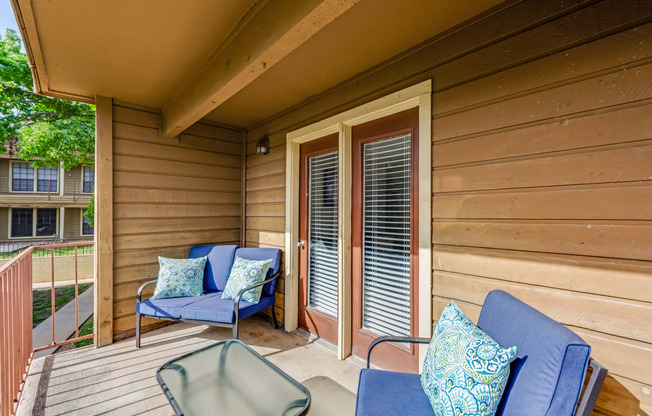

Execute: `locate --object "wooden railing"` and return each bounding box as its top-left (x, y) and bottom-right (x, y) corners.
top-left (0, 248), bottom-right (33, 416)
top-left (0, 242), bottom-right (95, 416)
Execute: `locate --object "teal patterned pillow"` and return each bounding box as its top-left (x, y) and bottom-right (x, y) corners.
top-left (151, 256), bottom-right (207, 300)
top-left (221, 257), bottom-right (272, 304)
top-left (421, 301), bottom-right (517, 416)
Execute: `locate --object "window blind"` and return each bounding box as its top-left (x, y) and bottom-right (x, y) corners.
top-left (12, 162), bottom-right (33, 192)
top-left (83, 166), bottom-right (95, 193)
top-left (362, 134), bottom-right (411, 337)
top-left (37, 166), bottom-right (58, 192)
top-left (308, 151), bottom-right (339, 317)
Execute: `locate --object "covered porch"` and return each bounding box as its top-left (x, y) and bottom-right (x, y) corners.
top-left (6, 0), bottom-right (652, 415)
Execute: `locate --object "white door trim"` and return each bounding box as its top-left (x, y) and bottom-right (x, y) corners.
top-left (285, 80), bottom-right (432, 362)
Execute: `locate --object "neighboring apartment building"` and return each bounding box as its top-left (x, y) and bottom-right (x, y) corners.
top-left (0, 152), bottom-right (94, 241)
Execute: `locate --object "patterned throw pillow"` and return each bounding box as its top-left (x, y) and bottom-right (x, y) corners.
top-left (421, 301), bottom-right (517, 416)
top-left (150, 256), bottom-right (208, 300)
top-left (221, 257), bottom-right (273, 304)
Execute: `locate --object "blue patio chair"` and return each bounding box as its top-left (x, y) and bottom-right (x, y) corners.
top-left (355, 290), bottom-right (607, 415)
top-left (135, 245), bottom-right (282, 348)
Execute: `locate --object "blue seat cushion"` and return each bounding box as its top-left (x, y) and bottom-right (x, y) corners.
top-left (477, 290), bottom-right (590, 416)
top-left (137, 292), bottom-right (275, 323)
top-left (355, 369), bottom-right (433, 415)
top-left (189, 245), bottom-right (237, 292)
top-left (234, 248), bottom-right (282, 297)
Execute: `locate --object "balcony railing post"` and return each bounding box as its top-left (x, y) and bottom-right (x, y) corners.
top-left (1, 271), bottom-right (7, 416)
top-left (50, 248), bottom-right (55, 346)
top-left (75, 245), bottom-right (79, 338)
top-left (28, 251), bottom-right (33, 361)
top-left (10, 265), bottom-right (16, 409)
top-left (0, 242), bottom-right (93, 416)
top-left (32, 241), bottom-right (95, 354)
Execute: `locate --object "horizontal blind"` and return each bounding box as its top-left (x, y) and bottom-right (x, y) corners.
top-left (308, 151), bottom-right (338, 317)
top-left (362, 134), bottom-right (411, 337)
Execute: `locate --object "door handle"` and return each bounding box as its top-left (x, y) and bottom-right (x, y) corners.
top-left (297, 241), bottom-right (305, 248)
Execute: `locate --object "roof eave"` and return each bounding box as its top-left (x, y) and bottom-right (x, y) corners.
top-left (10, 0), bottom-right (95, 104)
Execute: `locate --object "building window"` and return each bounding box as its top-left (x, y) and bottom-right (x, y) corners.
top-left (36, 209), bottom-right (57, 237)
top-left (12, 162), bottom-right (34, 191)
top-left (11, 208), bottom-right (33, 237)
top-left (82, 213), bottom-right (94, 235)
top-left (10, 208), bottom-right (58, 238)
top-left (37, 166), bottom-right (58, 192)
top-left (11, 163), bottom-right (59, 193)
top-left (82, 166), bottom-right (94, 193)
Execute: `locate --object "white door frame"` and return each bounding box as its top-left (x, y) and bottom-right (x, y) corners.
top-left (285, 80), bottom-right (432, 362)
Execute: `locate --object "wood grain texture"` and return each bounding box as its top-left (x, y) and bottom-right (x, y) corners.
top-left (242, 1), bottom-right (652, 413)
top-left (433, 142), bottom-right (652, 193)
top-left (432, 24), bottom-right (652, 117)
top-left (432, 246), bottom-right (652, 302)
top-left (95, 96), bottom-right (114, 347)
top-left (432, 220), bottom-right (652, 260)
top-left (433, 103), bottom-right (652, 167)
top-left (433, 183), bottom-right (652, 220)
top-left (111, 103), bottom-right (244, 339)
top-left (433, 270), bottom-right (652, 344)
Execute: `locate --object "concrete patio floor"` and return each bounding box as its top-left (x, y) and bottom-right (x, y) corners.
top-left (17, 316), bottom-right (361, 415)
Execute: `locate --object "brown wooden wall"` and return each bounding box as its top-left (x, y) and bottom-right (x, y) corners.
top-left (111, 102), bottom-right (244, 339)
top-left (244, 0), bottom-right (652, 414)
top-left (244, 135), bottom-right (286, 323)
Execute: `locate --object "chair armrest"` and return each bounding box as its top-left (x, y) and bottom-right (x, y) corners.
top-left (233, 270), bottom-right (281, 321)
top-left (137, 280), bottom-right (158, 302)
top-left (367, 336), bottom-right (431, 369)
top-left (576, 359), bottom-right (608, 416)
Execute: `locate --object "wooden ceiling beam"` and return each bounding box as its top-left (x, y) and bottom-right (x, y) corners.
top-left (161, 0), bottom-right (359, 138)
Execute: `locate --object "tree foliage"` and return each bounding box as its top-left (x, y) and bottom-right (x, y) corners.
top-left (0, 29), bottom-right (95, 169)
top-left (83, 194), bottom-right (94, 228)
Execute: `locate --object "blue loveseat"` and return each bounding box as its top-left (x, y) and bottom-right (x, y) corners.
top-left (356, 290), bottom-right (607, 416)
top-left (135, 245), bottom-right (282, 348)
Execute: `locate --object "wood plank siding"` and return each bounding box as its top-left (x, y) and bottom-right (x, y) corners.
top-left (243, 0), bottom-right (652, 414)
top-left (111, 102), bottom-right (243, 339)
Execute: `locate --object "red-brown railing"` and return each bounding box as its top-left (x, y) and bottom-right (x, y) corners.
top-left (0, 247), bottom-right (33, 416)
top-left (0, 242), bottom-right (95, 416)
top-left (32, 242), bottom-right (95, 352)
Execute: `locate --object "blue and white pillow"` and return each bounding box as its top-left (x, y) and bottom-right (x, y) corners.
top-left (421, 301), bottom-right (517, 416)
top-left (221, 257), bottom-right (273, 304)
top-left (150, 256), bottom-right (207, 300)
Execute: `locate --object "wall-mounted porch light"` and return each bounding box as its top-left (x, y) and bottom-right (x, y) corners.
top-left (256, 136), bottom-right (270, 155)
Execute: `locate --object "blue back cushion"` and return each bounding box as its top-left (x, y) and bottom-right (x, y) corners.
top-left (189, 245), bottom-right (237, 292)
top-left (234, 248), bottom-right (282, 297)
top-left (478, 290), bottom-right (591, 416)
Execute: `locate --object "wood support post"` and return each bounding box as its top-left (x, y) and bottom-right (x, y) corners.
top-left (94, 96), bottom-right (113, 347)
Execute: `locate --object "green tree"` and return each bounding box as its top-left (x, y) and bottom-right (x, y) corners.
top-left (1, 29), bottom-right (95, 224)
top-left (0, 28), bottom-right (95, 168)
top-left (83, 194), bottom-right (94, 228)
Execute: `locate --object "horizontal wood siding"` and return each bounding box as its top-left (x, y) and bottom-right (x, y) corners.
top-left (245, 142), bottom-right (286, 323)
top-left (63, 165), bottom-right (82, 195)
top-left (63, 207), bottom-right (80, 238)
top-left (0, 159), bottom-right (9, 193)
top-left (112, 102), bottom-right (243, 339)
top-left (244, 0), bottom-right (652, 414)
top-left (0, 207), bottom-right (7, 238)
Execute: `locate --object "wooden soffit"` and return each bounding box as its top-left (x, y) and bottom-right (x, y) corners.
top-left (10, 0), bottom-right (507, 132)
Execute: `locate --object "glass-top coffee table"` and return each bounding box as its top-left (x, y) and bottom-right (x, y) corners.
top-left (156, 339), bottom-right (311, 416)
